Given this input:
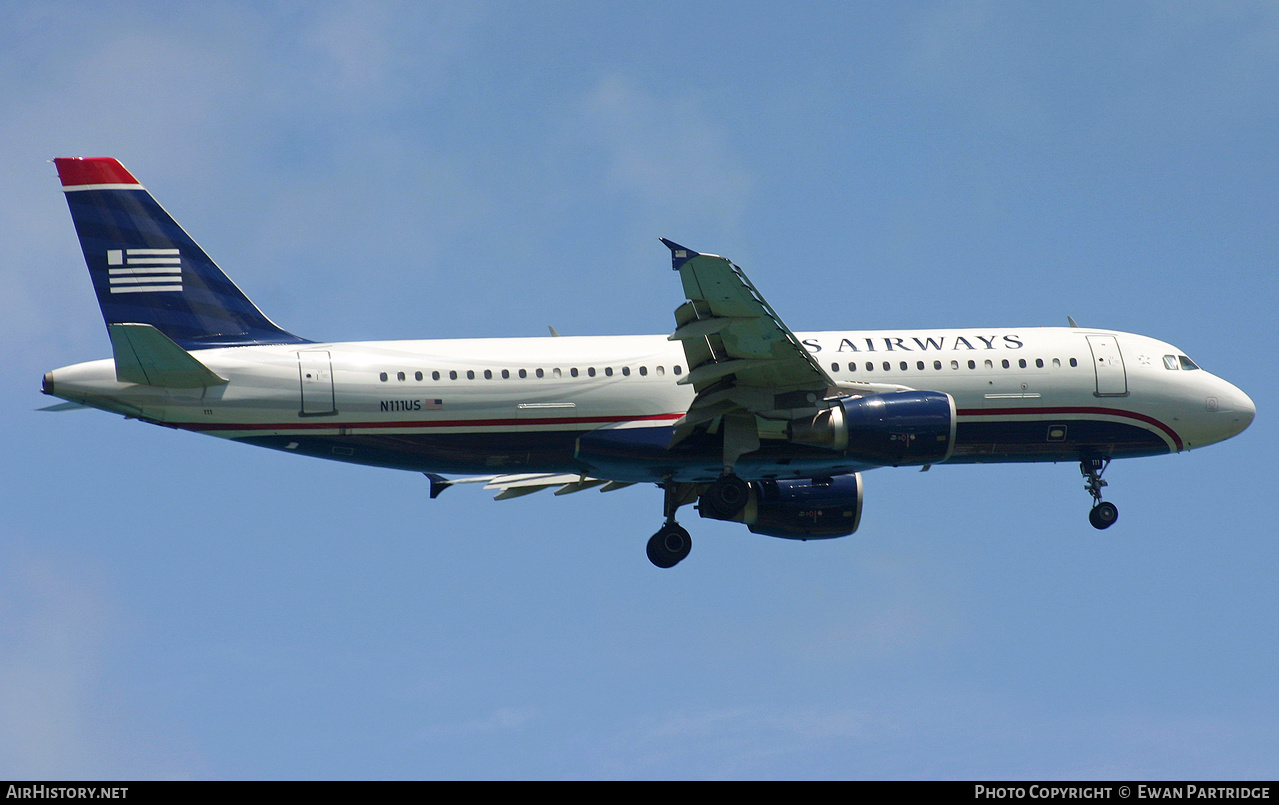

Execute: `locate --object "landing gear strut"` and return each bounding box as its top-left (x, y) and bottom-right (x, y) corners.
top-left (647, 481), bottom-right (696, 568)
top-left (1081, 456), bottom-right (1118, 530)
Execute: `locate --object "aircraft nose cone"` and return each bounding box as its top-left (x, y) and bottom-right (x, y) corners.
top-left (1236, 389), bottom-right (1256, 432)
top-left (1214, 380), bottom-right (1255, 441)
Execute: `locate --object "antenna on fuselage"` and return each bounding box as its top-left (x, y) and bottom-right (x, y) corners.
top-left (1067, 316), bottom-right (1079, 328)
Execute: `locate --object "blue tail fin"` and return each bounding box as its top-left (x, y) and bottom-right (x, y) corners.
top-left (54, 157), bottom-right (308, 350)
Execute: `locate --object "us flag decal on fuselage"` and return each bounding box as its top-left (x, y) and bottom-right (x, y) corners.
top-left (106, 248), bottom-right (181, 294)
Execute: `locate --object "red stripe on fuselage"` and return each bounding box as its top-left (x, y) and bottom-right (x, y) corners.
top-left (175, 411), bottom-right (686, 434)
top-left (174, 406), bottom-right (1182, 451)
top-left (957, 406), bottom-right (1183, 451)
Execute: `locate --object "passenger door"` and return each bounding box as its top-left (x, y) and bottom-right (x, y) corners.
top-left (298, 350), bottom-right (337, 416)
top-left (1086, 335), bottom-right (1128, 397)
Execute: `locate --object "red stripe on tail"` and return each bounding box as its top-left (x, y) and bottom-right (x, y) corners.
top-left (54, 157), bottom-right (140, 187)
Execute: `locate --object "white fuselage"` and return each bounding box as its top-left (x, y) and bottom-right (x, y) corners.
top-left (44, 326), bottom-right (1254, 484)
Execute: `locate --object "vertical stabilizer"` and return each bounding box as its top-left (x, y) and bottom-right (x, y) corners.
top-left (54, 157), bottom-right (308, 350)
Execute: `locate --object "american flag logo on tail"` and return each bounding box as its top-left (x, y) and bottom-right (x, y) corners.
top-left (107, 248), bottom-right (181, 294)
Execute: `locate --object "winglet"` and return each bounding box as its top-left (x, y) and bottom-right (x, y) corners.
top-left (659, 238), bottom-right (700, 271)
top-left (424, 473), bottom-right (452, 499)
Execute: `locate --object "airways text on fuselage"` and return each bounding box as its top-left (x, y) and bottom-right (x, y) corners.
top-left (803, 335), bottom-right (1025, 353)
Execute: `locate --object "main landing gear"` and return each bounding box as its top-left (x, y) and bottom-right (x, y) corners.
top-left (1081, 456), bottom-right (1119, 530)
top-left (646, 480), bottom-right (705, 568)
top-left (647, 522), bottom-right (691, 569)
top-left (699, 474), bottom-right (750, 521)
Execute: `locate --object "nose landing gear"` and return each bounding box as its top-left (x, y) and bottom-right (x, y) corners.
top-left (1081, 456), bottom-right (1118, 530)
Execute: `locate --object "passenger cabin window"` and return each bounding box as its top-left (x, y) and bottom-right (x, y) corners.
top-left (379, 372), bottom-right (388, 382)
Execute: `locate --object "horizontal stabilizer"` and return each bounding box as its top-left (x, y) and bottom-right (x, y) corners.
top-left (37, 401), bottom-right (91, 412)
top-left (109, 323), bottom-right (228, 387)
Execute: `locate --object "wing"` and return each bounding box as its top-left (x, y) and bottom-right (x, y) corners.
top-left (426, 472), bottom-right (634, 500)
top-left (661, 239), bottom-right (912, 469)
top-left (427, 241), bottom-right (905, 493)
top-left (663, 239), bottom-right (833, 398)
top-left (663, 241), bottom-right (872, 461)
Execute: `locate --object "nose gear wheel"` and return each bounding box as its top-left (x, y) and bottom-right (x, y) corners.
top-left (1080, 457), bottom-right (1118, 530)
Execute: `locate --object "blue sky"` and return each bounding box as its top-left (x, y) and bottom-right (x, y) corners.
top-left (2, 1), bottom-right (1276, 780)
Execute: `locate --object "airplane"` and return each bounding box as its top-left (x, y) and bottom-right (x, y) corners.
top-left (41, 157), bottom-right (1255, 568)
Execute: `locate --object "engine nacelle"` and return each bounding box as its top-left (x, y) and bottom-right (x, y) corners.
top-left (789, 390), bottom-right (956, 467)
top-left (698, 474), bottom-right (864, 540)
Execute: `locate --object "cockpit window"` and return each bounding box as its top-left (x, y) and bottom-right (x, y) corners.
top-left (1163, 355), bottom-right (1180, 370)
top-left (1179, 355), bottom-right (1200, 371)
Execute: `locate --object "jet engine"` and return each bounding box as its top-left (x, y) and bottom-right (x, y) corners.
top-left (789, 390), bottom-right (956, 466)
top-left (698, 473), bottom-right (863, 540)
